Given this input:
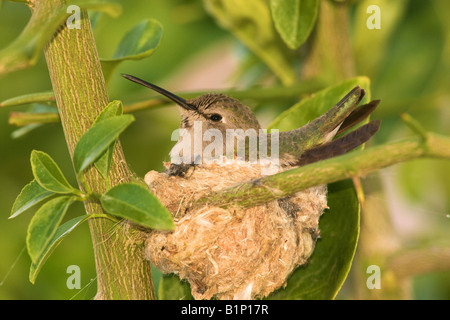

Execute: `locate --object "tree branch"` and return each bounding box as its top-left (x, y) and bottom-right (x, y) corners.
top-left (197, 132), bottom-right (450, 209)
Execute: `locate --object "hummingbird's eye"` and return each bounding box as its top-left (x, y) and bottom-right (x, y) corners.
top-left (210, 114), bottom-right (222, 122)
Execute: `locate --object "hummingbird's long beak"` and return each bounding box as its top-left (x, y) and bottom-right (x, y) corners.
top-left (121, 74), bottom-right (197, 111)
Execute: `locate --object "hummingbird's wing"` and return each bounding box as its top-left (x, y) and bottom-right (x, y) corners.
top-left (296, 119), bottom-right (381, 166)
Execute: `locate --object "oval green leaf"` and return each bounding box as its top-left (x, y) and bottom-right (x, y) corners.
top-left (93, 100), bottom-right (124, 179)
top-left (94, 100), bottom-right (123, 123)
top-left (10, 180), bottom-right (54, 219)
top-left (26, 196), bottom-right (76, 264)
top-left (100, 19), bottom-right (163, 81)
top-left (73, 114), bottom-right (134, 175)
top-left (29, 215), bottom-right (89, 284)
top-left (101, 183), bottom-right (174, 231)
top-left (31, 150), bottom-right (79, 194)
top-left (111, 19), bottom-right (162, 61)
top-left (267, 179), bottom-right (359, 299)
top-left (270, 0), bottom-right (320, 49)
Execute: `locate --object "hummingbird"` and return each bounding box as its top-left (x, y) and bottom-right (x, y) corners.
top-left (122, 74), bottom-right (381, 176)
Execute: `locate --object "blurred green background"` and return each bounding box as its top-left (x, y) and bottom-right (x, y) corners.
top-left (0, 0), bottom-right (449, 299)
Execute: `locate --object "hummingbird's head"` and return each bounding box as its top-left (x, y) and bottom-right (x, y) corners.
top-left (121, 74), bottom-right (261, 133)
top-left (182, 93), bottom-right (261, 132)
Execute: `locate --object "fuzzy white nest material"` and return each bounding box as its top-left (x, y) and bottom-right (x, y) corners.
top-left (143, 160), bottom-right (328, 300)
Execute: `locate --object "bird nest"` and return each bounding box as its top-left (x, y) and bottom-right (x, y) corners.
top-left (143, 160), bottom-right (328, 300)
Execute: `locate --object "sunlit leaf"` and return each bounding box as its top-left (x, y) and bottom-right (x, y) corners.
top-left (31, 150), bottom-right (79, 194)
top-left (26, 196), bottom-right (76, 264)
top-left (101, 183), bottom-right (174, 230)
top-left (72, 114), bottom-right (134, 175)
top-left (10, 180), bottom-right (54, 219)
top-left (270, 0), bottom-right (319, 49)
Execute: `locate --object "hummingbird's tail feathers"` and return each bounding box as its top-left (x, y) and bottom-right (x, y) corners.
top-left (296, 119), bottom-right (381, 166)
top-left (337, 100), bottom-right (381, 136)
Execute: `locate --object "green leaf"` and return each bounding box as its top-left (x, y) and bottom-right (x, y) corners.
top-left (93, 101), bottom-right (123, 180)
top-left (26, 196), bottom-right (76, 264)
top-left (10, 180), bottom-right (54, 219)
top-left (268, 76), bottom-right (371, 131)
top-left (94, 100), bottom-right (123, 123)
top-left (101, 183), bottom-right (174, 230)
top-left (270, 0), bottom-right (319, 49)
top-left (29, 215), bottom-right (88, 284)
top-left (111, 19), bottom-right (162, 61)
top-left (73, 114), bottom-right (134, 175)
top-left (100, 19), bottom-right (163, 82)
top-left (31, 150), bottom-right (79, 194)
top-left (203, 0), bottom-right (296, 85)
top-left (158, 274), bottom-right (194, 300)
top-left (267, 179), bottom-right (360, 299)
